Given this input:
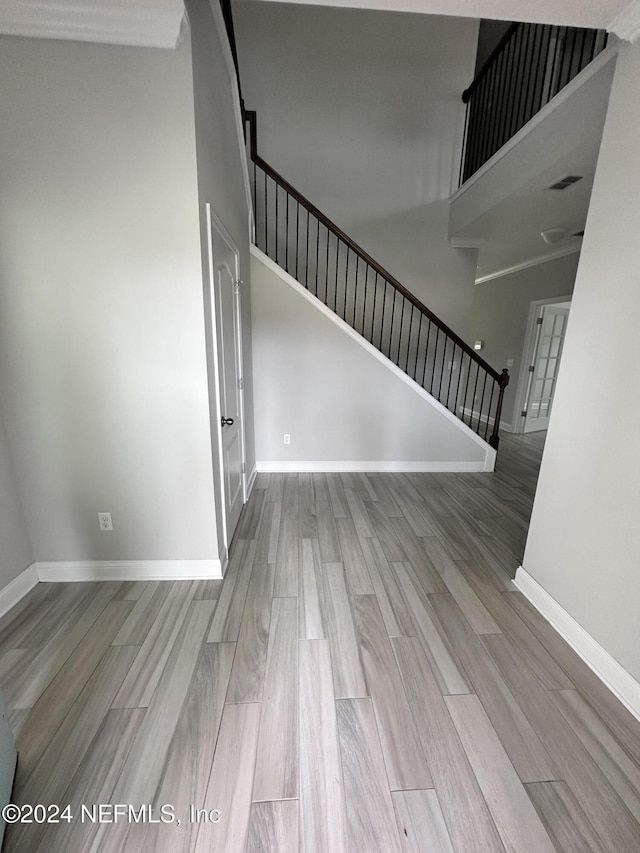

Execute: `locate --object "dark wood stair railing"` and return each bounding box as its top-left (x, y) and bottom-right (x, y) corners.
top-left (460, 22), bottom-right (608, 184)
top-left (246, 110), bottom-right (509, 450)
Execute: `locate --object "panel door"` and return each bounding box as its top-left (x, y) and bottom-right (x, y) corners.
top-left (208, 210), bottom-right (245, 546)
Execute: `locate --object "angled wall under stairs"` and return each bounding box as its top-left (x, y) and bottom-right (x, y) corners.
top-left (251, 247), bottom-right (496, 472)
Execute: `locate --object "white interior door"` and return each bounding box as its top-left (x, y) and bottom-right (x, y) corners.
top-left (207, 207), bottom-right (246, 547)
top-left (523, 304), bottom-right (569, 433)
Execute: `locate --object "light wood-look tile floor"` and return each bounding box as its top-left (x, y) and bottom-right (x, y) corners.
top-left (2, 433), bottom-right (640, 851)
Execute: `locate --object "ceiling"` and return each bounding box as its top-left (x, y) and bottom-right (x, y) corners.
top-left (242, 0), bottom-right (640, 41)
top-left (1, 0), bottom-right (640, 47)
top-left (473, 146), bottom-right (597, 281)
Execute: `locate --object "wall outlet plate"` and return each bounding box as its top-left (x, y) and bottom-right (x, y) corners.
top-left (98, 512), bottom-right (113, 531)
top-left (283, 434), bottom-right (291, 445)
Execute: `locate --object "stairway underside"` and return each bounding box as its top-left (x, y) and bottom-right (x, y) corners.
top-left (251, 247), bottom-right (497, 473)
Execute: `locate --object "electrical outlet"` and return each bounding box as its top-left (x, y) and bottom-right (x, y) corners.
top-left (506, 359), bottom-right (514, 367)
top-left (98, 512), bottom-right (113, 531)
top-left (283, 434), bottom-right (291, 445)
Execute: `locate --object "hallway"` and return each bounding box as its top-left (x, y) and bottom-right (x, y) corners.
top-left (1, 434), bottom-right (639, 852)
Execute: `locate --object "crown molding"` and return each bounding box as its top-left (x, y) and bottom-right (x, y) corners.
top-left (475, 244), bottom-right (580, 285)
top-left (0, 0), bottom-right (185, 49)
top-left (608, 1), bottom-right (640, 42)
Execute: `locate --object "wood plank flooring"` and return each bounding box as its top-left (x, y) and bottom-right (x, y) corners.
top-left (1, 432), bottom-right (640, 851)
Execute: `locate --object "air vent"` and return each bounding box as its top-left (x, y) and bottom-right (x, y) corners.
top-left (548, 175), bottom-right (583, 190)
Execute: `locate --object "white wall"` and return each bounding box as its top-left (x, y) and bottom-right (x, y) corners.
top-left (234, 3), bottom-right (480, 339)
top-left (0, 33), bottom-right (218, 563)
top-left (0, 405), bottom-right (33, 587)
top-left (523, 40), bottom-right (640, 683)
top-left (186, 0), bottom-right (255, 553)
top-left (469, 253), bottom-right (579, 429)
top-left (251, 252), bottom-right (487, 468)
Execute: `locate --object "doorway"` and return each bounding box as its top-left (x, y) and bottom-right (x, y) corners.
top-left (515, 297), bottom-right (572, 434)
top-left (206, 205), bottom-right (247, 552)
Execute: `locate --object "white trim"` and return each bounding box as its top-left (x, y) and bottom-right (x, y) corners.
top-left (514, 567), bottom-right (640, 723)
top-left (206, 0), bottom-right (253, 236)
top-left (608, 1), bottom-right (640, 42)
top-left (451, 45), bottom-right (618, 203)
top-left (449, 237), bottom-right (485, 249)
top-left (246, 463), bottom-right (258, 497)
top-left (252, 245), bottom-right (495, 471)
top-left (484, 446), bottom-right (497, 472)
top-left (0, 22), bottom-right (180, 49)
top-left (205, 204), bottom-right (230, 554)
top-left (256, 460), bottom-right (490, 473)
top-left (0, 563), bottom-right (39, 619)
top-left (475, 245), bottom-right (581, 285)
top-left (37, 560), bottom-right (223, 583)
top-left (0, 1), bottom-right (185, 49)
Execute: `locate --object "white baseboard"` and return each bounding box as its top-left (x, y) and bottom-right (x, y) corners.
top-left (246, 463), bottom-right (258, 497)
top-left (0, 563), bottom-right (39, 619)
top-left (37, 559), bottom-right (223, 583)
top-left (256, 460), bottom-right (489, 473)
top-left (514, 567), bottom-right (640, 723)
top-left (0, 559), bottom-right (225, 618)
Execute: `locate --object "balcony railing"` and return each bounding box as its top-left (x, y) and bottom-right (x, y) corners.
top-left (460, 22), bottom-right (608, 184)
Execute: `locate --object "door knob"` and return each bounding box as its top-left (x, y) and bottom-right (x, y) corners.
top-left (221, 417), bottom-right (234, 427)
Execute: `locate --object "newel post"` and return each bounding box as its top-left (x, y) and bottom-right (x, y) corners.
top-left (489, 368), bottom-right (510, 451)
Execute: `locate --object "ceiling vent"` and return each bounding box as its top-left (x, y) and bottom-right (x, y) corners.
top-left (548, 175), bottom-right (583, 190)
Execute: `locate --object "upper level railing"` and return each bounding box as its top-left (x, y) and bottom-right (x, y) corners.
top-left (460, 22), bottom-right (608, 184)
top-left (246, 111), bottom-right (509, 449)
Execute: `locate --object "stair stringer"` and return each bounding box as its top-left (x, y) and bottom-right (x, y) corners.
top-left (251, 246), bottom-right (496, 473)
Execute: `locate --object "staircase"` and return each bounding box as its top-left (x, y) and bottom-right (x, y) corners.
top-left (245, 111), bottom-right (509, 451)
